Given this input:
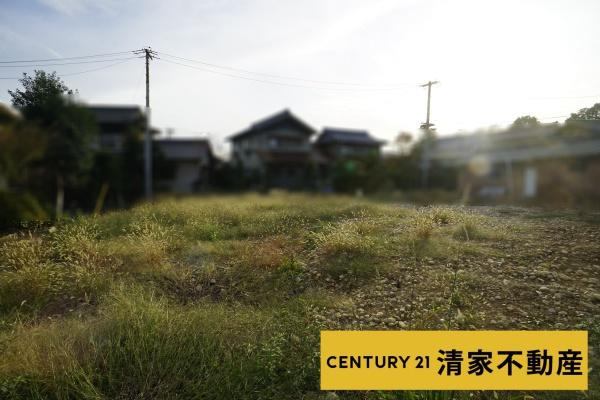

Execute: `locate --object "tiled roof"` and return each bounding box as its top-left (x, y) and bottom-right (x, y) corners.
top-left (229, 109), bottom-right (315, 141)
top-left (317, 128), bottom-right (383, 146)
top-left (88, 105), bottom-right (144, 124)
top-left (154, 138), bottom-right (213, 161)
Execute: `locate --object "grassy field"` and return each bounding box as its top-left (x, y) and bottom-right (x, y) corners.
top-left (0, 193), bottom-right (598, 399)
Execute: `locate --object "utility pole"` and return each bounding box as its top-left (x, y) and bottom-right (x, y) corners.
top-left (419, 80), bottom-right (439, 188)
top-left (135, 47), bottom-right (155, 200)
top-left (420, 80), bottom-right (439, 131)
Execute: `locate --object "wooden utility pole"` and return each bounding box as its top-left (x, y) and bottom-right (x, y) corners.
top-left (420, 80), bottom-right (439, 131)
top-left (135, 47), bottom-right (155, 200)
top-left (420, 80), bottom-right (439, 188)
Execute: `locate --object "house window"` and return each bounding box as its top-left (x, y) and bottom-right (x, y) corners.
top-left (275, 137), bottom-right (303, 149)
top-left (99, 135), bottom-right (122, 152)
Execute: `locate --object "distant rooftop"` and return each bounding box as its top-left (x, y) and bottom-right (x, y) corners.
top-left (88, 105), bottom-right (144, 124)
top-left (317, 127), bottom-right (384, 146)
top-left (154, 137), bottom-right (213, 161)
top-left (229, 109), bottom-right (315, 141)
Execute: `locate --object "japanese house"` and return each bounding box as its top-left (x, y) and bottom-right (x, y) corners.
top-left (89, 105), bottom-right (214, 194)
top-left (229, 109), bottom-right (317, 189)
top-left (315, 127), bottom-right (384, 161)
top-left (229, 110), bottom-right (387, 190)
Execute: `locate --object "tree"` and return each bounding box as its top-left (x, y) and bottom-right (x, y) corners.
top-left (387, 128), bottom-right (457, 191)
top-left (394, 131), bottom-right (413, 155)
top-left (118, 127), bottom-right (173, 204)
top-left (0, 103), bottom-right (49, 227)
top-left (9, 71), bottom-right (97, 217)
top-left (566, 102), bottom-right (600, 122)
top-left (511, 115), bottom-right (540, 129)
top-left (558, 102), bottom-right (600, 138)
top-left (0, 109), bottom-right (47, 187)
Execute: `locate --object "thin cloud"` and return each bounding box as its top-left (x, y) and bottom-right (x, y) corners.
top-left (37, 0), bottom-right (119, 16)
top-left (0, 26), bottom-right (62, 58)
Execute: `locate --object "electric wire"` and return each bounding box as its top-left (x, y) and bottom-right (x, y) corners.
top-left (155, 50), bottom-right (415, 88)
top-left (0, 58), bottom-right (136, 80)
top-left (0, 51), bottom-right (135, 64)
top-left (2, 48), bottom-right (598, 98)
top-left (0, 56), bottom-right (141, 68)
top-left (155, 51), bottom-right (600, 98)
top-left (156, 57), bottom-right (418, 92)
top-left (1, 47), bottom-right (597, 125)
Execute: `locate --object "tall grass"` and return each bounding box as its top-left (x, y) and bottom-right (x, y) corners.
top-left (0, 285), bottom-right (321, 399)
top-left (0, 194), bottom-right (536, 399)
top-left (310, 219), bottom-right (388, 282)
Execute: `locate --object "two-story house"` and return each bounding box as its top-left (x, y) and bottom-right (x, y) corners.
top-left (229, 109), bottom-right (317, 189)
top-left (88, 105), bottom-right (146, 153)
top-left (89, 105), bottom-right (214, 194)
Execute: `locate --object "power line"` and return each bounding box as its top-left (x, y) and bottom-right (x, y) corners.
top-left (0, 50), bottom-right (135, 64)
top-left (0, 58), bottom-right (135, 80)
top-left (156, 57), bottom-right (417, 92)
top-left (60, 58), bottom-right (136, 77)
top-left (155, 50), bottom-right (414, 88)
top-left (3, 48), bottom-right (598, 97)
top-left (154, 51), bottom-right (600, 97)
top-left (1, 47), bottom-right (594, 135)
top-left (0, 56), bottom-right (140, 68)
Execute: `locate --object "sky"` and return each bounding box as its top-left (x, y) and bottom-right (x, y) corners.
top-left (1, 0), bottom-right (600, 157)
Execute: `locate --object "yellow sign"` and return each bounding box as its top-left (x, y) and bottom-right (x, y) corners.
top-left (321, 331), bottom-right (587, 390)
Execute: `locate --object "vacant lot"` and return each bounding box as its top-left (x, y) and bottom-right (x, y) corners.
top-left (0, 194), bottom-right (598, 399)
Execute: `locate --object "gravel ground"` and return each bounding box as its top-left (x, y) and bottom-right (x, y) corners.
top-left (314, 207), bottom-right (600, 330)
